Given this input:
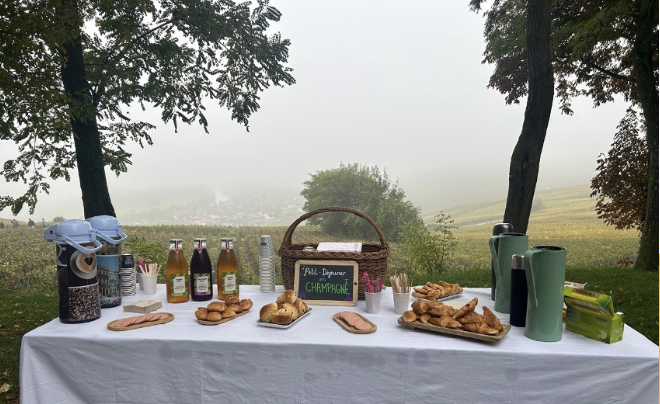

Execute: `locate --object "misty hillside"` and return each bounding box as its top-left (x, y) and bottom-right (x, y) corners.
top-left (425, 184), bottom-right (597, 228)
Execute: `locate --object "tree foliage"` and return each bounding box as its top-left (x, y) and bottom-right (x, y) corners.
top-left (590, 108), bottom-right (648, 229)
top-left (400, 212), bottom-right (457, 275)
top-left (471, 0), bottom-right (658, 269)
top-left (0, 0), bottom-right (295, 217)
top-left (300, 164), bottom-right (420, 242)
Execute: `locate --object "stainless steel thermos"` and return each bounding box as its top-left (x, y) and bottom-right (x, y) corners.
top-left (509, 254), bottom-right (527, 327)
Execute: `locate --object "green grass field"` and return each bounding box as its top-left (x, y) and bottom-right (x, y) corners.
top-left (0, 185), bottom-right (657, 403)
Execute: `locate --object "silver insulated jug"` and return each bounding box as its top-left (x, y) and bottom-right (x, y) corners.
top-left (86, 215), bottom-right (127, 308)
top-left (44, 219), bottom-right (102, 323)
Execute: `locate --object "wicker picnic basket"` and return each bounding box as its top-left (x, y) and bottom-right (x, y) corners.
top-left (278, 206), bottom-right (389, 300)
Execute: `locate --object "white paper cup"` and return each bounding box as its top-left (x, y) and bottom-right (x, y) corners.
top-left (142, 275), bottom-right (157, 295)
top-left (393, 292), bottom-right (411, 315)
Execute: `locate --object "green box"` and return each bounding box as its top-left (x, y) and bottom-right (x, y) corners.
top-left (563, 287), bottom-right (625, 344)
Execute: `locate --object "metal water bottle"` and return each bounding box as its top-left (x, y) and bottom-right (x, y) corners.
top-left (509, 254), bottom-right (527, 327)
top-left (491, 223), bottom-right (514, 300)
top-left (259, 235), bottom-right (276, 292)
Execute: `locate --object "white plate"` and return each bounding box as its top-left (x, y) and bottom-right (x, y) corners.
top-left (415, 293), bottom-right (463, 302)
top-left (256, 308), bottom-right (312, 329)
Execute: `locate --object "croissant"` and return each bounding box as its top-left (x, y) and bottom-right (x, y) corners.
top-left (452, 298), bottom-right (478, 320)
top-left (402, 310), bottom-right (417, 323)
top-left (482, 306), bottom-right (503, 332)
top-left (419, 313), bottom-right (432, 324)
top-left (462, 323), bottom-right (500, 335)
top-left (411, 300), bottom-right (429, 315)
top-left (458, 311), bottom-right (484, 325)
top-left (429, 315), bottom-right (462, 329)
top-left (428, 304), bottom-right (456, 317)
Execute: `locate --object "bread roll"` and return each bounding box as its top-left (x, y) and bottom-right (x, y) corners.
top-left (281, 302), bottom-right (300, 320)
top-left (271, 309), bottom-right (293, 325)
top-left (277, 290), bottom-right (297, 304)
top-left (402, 310), bottom-right (417, 323)
top-left (207, 301), bottom-right (226, 312)
top-left (206, 311), bottom-right (222, 322)
top-left (259, 302), bottom-right (278, 322)
top-left (239, 299), bottom-right (253, 311)
top-left (293, 298), bottom-right (308, 315)
top-left (223, 295), bottom-right (240, 305)
top-left (195, 307), bottom-right (209, 320)
top-left (221, 309), bottom-right (236, 319)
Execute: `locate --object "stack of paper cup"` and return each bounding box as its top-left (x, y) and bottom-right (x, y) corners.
top-left (259, 235), bottom-right (276, 293)
top-left (120, 254), bottom-right (137, 296)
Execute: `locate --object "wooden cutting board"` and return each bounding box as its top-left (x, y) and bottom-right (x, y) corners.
top-left (107, 313), bottom-right (174, 331)
top-left (333, 312), bottom-right (377, 334)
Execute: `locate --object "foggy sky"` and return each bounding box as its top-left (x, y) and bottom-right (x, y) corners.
top-left (0, 0), bottom-right (629, 222)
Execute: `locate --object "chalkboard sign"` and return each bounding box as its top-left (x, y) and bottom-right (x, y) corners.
top-left (294, 260), bottom-right (359, 306)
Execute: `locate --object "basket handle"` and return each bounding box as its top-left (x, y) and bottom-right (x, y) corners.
top-left (280, 206), bottom-right (389, 249)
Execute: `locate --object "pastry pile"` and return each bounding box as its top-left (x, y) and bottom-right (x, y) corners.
top-left (195, 295), bottom-right (253, 322)
top-left (412, 281), bottom-right (463, 301)
top-left (402, 297), bottom-right (504, 335)
top-left (259, 290), bottom-right (309, 326)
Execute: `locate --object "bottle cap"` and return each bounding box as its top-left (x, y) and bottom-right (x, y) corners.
top-left (512, 254), bottom-right (525, 270)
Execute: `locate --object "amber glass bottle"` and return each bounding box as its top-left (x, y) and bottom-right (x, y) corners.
top-left (217, 237), bottom-right (239, 300)
top-left (166, 239), bottom-right (189, 303)
top-left (190, 238), bottom-right (213, 301)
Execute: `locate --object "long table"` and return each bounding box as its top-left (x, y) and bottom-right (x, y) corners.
top-left (21, 285), bottom-right (658, 404)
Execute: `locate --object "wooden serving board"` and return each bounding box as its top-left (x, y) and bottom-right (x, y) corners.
top-left (197, 309), bottom-right (250, 326)
top-left (107, 313), bottom-right (174, 331)
top-left (333, 312), bottom-right (377, 334)
top-left (397, 317), bottom-right (511, 342)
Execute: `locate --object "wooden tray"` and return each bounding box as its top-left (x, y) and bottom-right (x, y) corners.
top-left (397, 317), bottom-right (511, 342)
top-left (197, 309), bottom-right (250, 325)
top-left (107, 313), bottom-right (174, 331)
top-left (333, 312), bottom-right (377, 334)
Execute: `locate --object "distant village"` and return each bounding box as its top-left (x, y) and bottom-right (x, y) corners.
top-left (117, 192), bottom-right (305, 227)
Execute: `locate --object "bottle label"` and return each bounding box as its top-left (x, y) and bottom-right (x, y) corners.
top-left (193, 274), bottom-right (211, 295)
top-left (222, 272), bottom-right (237, 294)
top-left (170, 274), bottom-right (187, 296)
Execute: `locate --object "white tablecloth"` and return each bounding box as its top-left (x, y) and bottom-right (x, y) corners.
top-left (20, 285), bottom-right (658, 404)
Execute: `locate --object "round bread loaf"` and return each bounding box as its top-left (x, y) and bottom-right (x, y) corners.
top-left (271, 309), bottom-right (293, 325)
top-left (259, 302), bottom-right (278, 322)
top-left (281, 302), bottom-right (300, 320)
top-left (294, 298), bottom-right (308, 315)
top-left (277, 290), bottom-right (297, 305)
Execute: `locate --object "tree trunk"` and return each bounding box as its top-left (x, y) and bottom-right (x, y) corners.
top-left (632, 0), bottom-right (659, 270)
top-left (502, 0), bottom-right (554, 234)
top-left (58, 0), bottom-right (116, 219)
